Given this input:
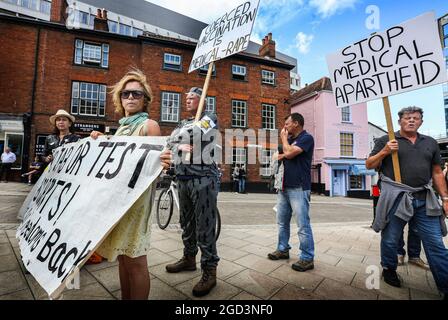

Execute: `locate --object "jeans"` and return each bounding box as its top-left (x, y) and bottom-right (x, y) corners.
top-left (381, 198), bottom-right (448, 294)
top-left (239, 178), bottom-right (245, 193)
top-left (276, 187), bottom-right (314, 261)
top-left (397, 226), bottom-right (421, 258)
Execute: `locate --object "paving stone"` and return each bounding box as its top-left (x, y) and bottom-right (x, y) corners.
top-left (216, 259), bottom-right (246, 280)
top-left (0, 243), bottom-right (13, 256)
top-left (314, 278), bottom-right (378, 300)
top-left (234, 254), bottom-right (283, 274)
top-left (219, 237), bottom-right (251, 249)
top-left (336, 258), bottom-right (369, 274)
top-left (217, 245), bottom-right (250, 261)
top-left (62, 282), bottom-right (115, 300)
top-left (326, 249), bottom-right (365, 263)
top-left (150, 239), bottom-right (185, 253)
top-left (400, 273), bottom-right (439, 295)
top-left (220, 230), bottom-right (254, 240)
top-left (306, 261), bottom-right (356, 285)
top-left (315, 253), bottom-right (341, 266)
top-left (83, 260), bottom-right (119, 272)
top-left (270, 284), bottom-right (325, 300)
top-left (269, 265), bottom-right (324, 291)
top-left (147, 248), bottom-right (179, 267)
top-left (0, 234), bottom-right (8, 244)
top-left (226, 269), bottom-right (285, 299)
top-left (0, 289), bottom-right (34, 300)
top-left (150, 260), bottom-right (202, 286)
top-left (111, 277), bottom-right (188, 300)
top-left (90, 265), bottom-right (121, 292)
top-left (244, 235), bottom-right (275, 246)
top-left (25, 274), bottom-right (48, 300)
top-left (230, 291), bottom-right (262, 300)
top-left (410, 288), bottom-right (442, 300)
top-left (0, 270), bottom-right (28, 296)
top-left (175, 277), bottom-right (241, 300)
top-left (351, 272), bottom-right (410, 300)
top-left (0, 254), bottom-right (20, 272)
top-left (318, 241), bottom-right (351, 251)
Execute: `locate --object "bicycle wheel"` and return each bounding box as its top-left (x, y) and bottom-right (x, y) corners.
top-left (157, 189), bottom-right (173, 230)
top-left (215, 208), bottom-right (221, 241)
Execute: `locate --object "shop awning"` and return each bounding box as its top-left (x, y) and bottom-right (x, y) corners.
top-left (350, 164), bottom-right (376, 176)
top-left (0, 119), bottom-right (23, 132)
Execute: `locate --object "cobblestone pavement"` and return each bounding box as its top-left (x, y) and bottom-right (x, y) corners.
top-left (0, 182), bottom-right (445, 300)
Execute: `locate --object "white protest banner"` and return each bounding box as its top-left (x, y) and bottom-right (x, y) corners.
top-left (326, 12), bottom-right (448, 108)
top-left (188, 0), bottom-right (260, 73)
top-left (16, 135), bottom-right (166, 298)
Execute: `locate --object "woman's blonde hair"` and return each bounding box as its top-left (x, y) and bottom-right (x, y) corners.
top-left (111, 68), bottom-right (153, 116)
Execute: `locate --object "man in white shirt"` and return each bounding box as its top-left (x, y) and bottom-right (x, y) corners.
top-left (0, 147), bottom-right (17, 182)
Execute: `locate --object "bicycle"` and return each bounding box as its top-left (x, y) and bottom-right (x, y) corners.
top-left (156, 175), bottom-right (221, 241)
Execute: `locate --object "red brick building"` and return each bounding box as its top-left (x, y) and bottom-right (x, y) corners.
top-left (0, 1), bottom-right (294, 191)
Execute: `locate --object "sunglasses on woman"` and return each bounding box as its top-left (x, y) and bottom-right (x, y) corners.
top-left (120, 90), bottom-right (145, 99)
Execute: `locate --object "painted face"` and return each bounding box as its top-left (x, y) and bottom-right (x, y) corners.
top-left (121, 81), bottom-right (145, 116)
top-left (398, 112), bottom-right (423, 134)
top-left (55, 116), bottom-right (71, 132)
top-left (185, 93), bottom-right (200, 114)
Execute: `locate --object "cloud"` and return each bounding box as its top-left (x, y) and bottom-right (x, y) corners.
top-left (309, 0), bottom-right (359, 19)
top-left (295, 32), bottom-right (314, 54)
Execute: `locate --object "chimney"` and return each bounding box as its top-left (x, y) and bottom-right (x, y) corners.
top-left (94, 8), bottom-right (109, 32)
top-left (258, 32), bottom-right (276, 58)
top-left (50, 0), bottom-right (68, 23)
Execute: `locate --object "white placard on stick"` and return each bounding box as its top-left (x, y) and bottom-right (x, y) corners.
top-left (326, 12), bottom-right (447, 108)
top-left (16, 136), bottom-right (166, 298)
top-left (188, 0), bottom-right (260, 73)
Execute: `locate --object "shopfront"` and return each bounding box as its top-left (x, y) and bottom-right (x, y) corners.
top-left (0, 116), bottom-right (25, 170)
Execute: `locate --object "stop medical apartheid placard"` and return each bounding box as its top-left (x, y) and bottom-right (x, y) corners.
top-left (326, 12), bottom-right (447, 108)
top-left (188, 0), bottom-right (260, 73)
top-left (16, 135), bottom-right (166, 299)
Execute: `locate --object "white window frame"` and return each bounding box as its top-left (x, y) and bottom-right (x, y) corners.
top-left (261, 70), bottom-right (275, 85)
top-left (74, 39), bottom-right (109, 68)
top-left (205, 96), bottom-right (216, 113)
top-left (341, 106), bottom-right (351, 123)
top-left (232, 100), bottom-right (247, 128)
top-left (161, 92), bottom-right (180, 123)
top-left (260, 149), bottom-right (274, 177)
top-left (340, 132), bottom-right (354, 157)
top-left (262, 104), bottom-right (276, 130)
top-left (163, 53), bottom-right (182, 71)
top-left (71, 81), bottom-right (106, 117)
top-left (232, 64), bottom-right (247, 80)
top-left (232, 148), bottom-right (246, 166)
top-left (199, 64), bottom-right (216, 76)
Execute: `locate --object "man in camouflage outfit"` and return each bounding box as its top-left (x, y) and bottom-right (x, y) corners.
top-left (165, 87), bottom-right (220, 297)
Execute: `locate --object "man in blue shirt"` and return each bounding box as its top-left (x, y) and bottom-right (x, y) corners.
top-left (268, 113), bottom-right (316, 272)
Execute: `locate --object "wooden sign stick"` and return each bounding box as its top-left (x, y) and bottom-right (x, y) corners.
top-left (185, 61), bottom-right (215, 162)
top-left (382, 96), bottom-right (401, 183)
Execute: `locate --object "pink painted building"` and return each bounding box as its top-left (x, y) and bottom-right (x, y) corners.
top-left (290, 77), bottom-right (375, 198)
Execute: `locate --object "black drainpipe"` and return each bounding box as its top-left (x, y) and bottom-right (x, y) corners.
top-left (22, 26), bottom-right (41, 175)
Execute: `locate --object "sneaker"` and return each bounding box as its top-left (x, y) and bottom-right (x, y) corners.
top-left (408, 257), bottom-right (430, 270)
top-left (382, 269), bottom-right (401, 287)
top-left (397, 254), bottom-right (405, 266)
top-left (27, 182), bottom-right (32, 186)
top-left (267, 250), bottom-right (289, 260)
top-left (291, 259), bottom-right (314, 272)
top-left (21, 174), bottom-right (26, 177)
